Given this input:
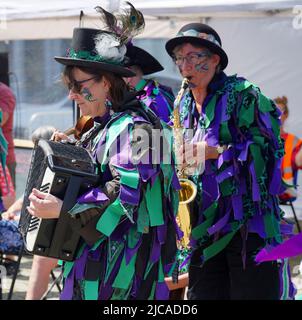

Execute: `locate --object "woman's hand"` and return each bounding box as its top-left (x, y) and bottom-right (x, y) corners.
top-left (27, 188), bottom-right (63, 219)
top-left (51, 130), bottom-right (70, 142)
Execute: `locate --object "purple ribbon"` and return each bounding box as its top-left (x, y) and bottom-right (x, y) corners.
top-left (137, 164), bottom-right (158, 182)
top-left (75, 246), bottom-right (90, 280)
top-left (99, 249), bottom-right (124, 300)
top-left (259, 111), bottom-right (272, 129)
top-left (238, 140), bottom-right (253, 162)
top-left (255, 232), bottom-right (302, 262)
top-left (232, 194), bottom-right (243, 220)
top-left (249, 161), bottom-right (261, 201)
top-left (120, 184), bottom-right (140, 205)
top-left (218, 148), bottom-right (233, 168)
top-left (269, 158), bottom-right (282, 195)
top-left (216, 166), bottom-right (234, 184)
top-left (248, 214), bottom-right (266, 238)
top-left (125, 235), bottom-right (142, 265)
top-left (78, 188), bottom-right (109, 204)
top-left (156, 282), bottom-right (170, 300)
top-left (60, 267), bottom-right (75, 300)
top-left (150, 232), bottom-right (161, 263)
top-left (207, 208), bottom-right (231, 235)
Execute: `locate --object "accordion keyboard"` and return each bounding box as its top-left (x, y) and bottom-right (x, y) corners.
top-left (25, 167), bottom-right (55, 251)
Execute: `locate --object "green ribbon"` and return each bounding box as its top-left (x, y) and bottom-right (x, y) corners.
top-left (219, 122), bottom-right (232, 143)
top-left (137, 197), bottom-right (150, 233)
top-left (204, 95), bottom-right (217, 128)
top-left (148, 282), bottom-right (157, 300)
top-left (112, 252), bottom-right (137, 290)
top-left (264, 211), bottom-right (280, 239)
top-left (84, 280), bottom-right (99, 300)
top-left (104, 241), bottom-right (124, 283)
top-left (96, 198), bottom-right (125, 236)
top-left (69, 202), bottom-right (104, 216)
top-left (145, 176), bottom-right (164, 227)
top-left (100, 114), bottom-right (133, 171)
top-left (234, 80), bottom-right (253, 92)
top-left (203, 228), bottom-right (238, 261)
top-left (68, 48), bottom-right (121, 65)
top-left (238, 102), bottom-right (254, 128)
top-left (220, 178), bottom-right (234, 197)
top-left (135, 79), bottom-right (147, 91)
top-left (191, 202), bottom-right (217, 240)
top-left (116, 166), bottom-right (139, 189)
top-left (258, 93), bottom-right (274, 113)
top-left (250, 144), bottom-right (265, 179)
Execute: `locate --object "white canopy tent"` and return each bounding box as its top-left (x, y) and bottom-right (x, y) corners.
top-left (0, 0), bottom-right (299, 40)
top-left (1, 0), bottom-right (302, 213)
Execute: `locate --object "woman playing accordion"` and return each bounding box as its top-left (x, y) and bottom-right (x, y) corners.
top-left (27, 4), bottom-right (180, 300)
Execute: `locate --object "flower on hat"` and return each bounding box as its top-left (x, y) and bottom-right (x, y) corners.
top-left (94, 33), bottom-right (126, 63)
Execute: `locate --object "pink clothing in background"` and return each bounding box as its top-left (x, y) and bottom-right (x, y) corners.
top-left (0, 82), bottom-right (16, 164)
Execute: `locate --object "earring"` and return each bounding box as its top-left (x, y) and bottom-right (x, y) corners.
top-left (105, 99), bottom-right (112, 108)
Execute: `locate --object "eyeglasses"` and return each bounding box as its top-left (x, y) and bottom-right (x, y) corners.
top-left (67, 76), bottom-right (98, 94)
top-left (173, 51), bottom-right (211, 66)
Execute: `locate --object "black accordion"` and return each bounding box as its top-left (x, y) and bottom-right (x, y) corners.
top-left (19, 139), bottom-right (99, 261)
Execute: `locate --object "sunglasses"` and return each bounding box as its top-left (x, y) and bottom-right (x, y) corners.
top-left (67, 76), bottom-right (98, 94)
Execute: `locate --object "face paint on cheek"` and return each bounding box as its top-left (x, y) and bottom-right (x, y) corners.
top-left (82, 87), bottom-right (97, 102)
top-left (195, 62), bottom-right (209, 73)
top-left (188, 82), bottom-right (197, 89)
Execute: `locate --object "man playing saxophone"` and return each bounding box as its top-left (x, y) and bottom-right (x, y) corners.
top-left (165, 23), bottom-right (291, 300)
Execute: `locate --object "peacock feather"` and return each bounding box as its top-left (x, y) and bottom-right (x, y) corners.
top-left (95, 1), bottom-right (145, 45)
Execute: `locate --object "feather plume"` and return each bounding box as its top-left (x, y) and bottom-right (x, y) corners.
top-left (95, 2), bottom-right (145, 44)
top-left (94, 2), bottom-right (145, 63)
top-left (117, 1), bottom-right (145, 43)
top-left (95, 6), bottom-right (120, 34)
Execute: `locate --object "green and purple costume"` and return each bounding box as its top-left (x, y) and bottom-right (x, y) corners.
top-left (60, 96), bottom-right (180, 300)
top-left (179, 72), bottom-right (288, 262)
top-left (135, 79), bottom-right (174, 124)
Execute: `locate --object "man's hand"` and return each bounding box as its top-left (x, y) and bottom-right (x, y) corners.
top-left (27, 188), bottom-right (63, 219)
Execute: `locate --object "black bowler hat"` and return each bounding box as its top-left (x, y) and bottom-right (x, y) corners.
top-left (165, 23), bottom-right (228, 70)
top-left (55, 28), bottom-right (135, 77)
top-left (125, 45), bottom-right (164, 75)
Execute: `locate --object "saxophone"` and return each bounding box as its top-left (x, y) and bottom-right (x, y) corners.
top-left (173, 78), bottom-right (197, 249)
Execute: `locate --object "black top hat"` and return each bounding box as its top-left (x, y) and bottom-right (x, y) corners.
top-left (125, 45), bottom-right (164, 75)
top-left (165, 23), bottom-right (228, 70)
top-left (55, 28), bottom-right (135, 77)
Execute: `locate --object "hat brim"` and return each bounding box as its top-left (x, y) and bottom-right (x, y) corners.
top-left (165, 36), bottom-right (228, 70)
top-left (126, 46), bottom-right (164, 75)
top-left (54, 57), bottom-right (136, 77)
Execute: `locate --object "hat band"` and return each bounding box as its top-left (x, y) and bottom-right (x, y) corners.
top-left (67, 48), bottom-right (121, 65)
top-left (176, 29), bottom-right (221, 48)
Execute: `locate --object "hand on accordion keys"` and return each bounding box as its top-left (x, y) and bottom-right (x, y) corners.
top-left (51, 129), bottom-right (74, 143)
top-left (27, 188), bottom-right (63, 219)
